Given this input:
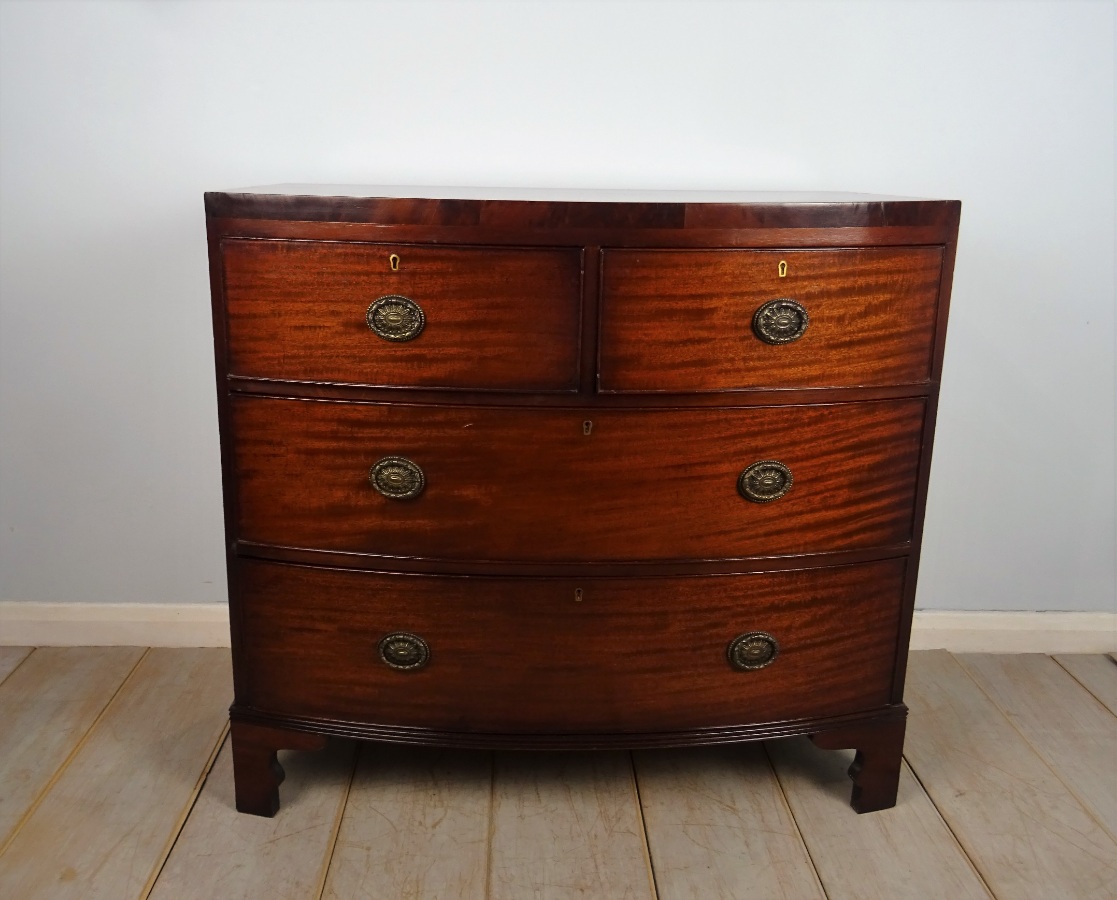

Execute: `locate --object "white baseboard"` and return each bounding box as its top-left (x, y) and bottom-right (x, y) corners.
top-left (0, 602), bottom-right (231, 648)
top-left (0, 602), bottom-right (1114, 653)
top-left (908, 610), bottom-right (1116, 653)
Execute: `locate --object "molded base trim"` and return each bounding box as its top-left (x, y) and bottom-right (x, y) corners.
top-left (230, 702), bottom-right (907, 751)
top-left (1, 602), bottom-right (1114, 652)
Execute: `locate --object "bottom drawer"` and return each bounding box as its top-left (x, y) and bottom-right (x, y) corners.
top-left (235, 558), bottom-right (905, 733)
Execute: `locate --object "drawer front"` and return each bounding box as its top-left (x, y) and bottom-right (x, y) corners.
top-left (232, 396), bottom-right (925, 562)
top-left (599, 247), bottom-right (943, 392)
top-left (236, 558), bottom-right (904, 731)
top-left (222, 240), bottom-right (582, 390)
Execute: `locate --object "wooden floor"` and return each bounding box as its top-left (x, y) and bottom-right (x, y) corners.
top-left (0, 648), bottom-right (1114, 899)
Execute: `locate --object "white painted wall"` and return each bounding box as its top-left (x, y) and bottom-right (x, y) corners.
top-left (0, 0), bottom-right (1113, 612)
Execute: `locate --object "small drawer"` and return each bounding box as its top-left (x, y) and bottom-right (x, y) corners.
top-left (222, 240), bottom-right (582, 391)
top-left (236, 558), bottom-right (905, 732)
top-left (599, 247), bottom-right (943, 392)
top-left (231, 396), bottom-right (925, 563)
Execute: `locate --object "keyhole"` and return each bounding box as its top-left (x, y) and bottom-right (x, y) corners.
top-left (574, 588), bottom-right (584, 602)
top-left (778, 260), bottom-right (788, 278)
top-left (389, 253), bottom-right (400, 271)
top-left (583, 421), bottom-right (593, 436)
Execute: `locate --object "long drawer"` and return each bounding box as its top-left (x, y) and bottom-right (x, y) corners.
top-left (231, 396), bottom-right (925, 562)
top-left (236, 558), bottom-right (905, 732)
top-left (599, 247), bottom-right (943, 392)
top-left (222, 239), bottom-right (583, 390)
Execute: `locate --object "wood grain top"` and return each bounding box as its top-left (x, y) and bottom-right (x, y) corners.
top-left (205, 185), bottom-right (960, 230)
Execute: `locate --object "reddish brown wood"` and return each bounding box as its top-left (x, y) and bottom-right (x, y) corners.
top-left (229, 719), bottom-right (328, 817)
top-left (599, 247), bottom-right (942, 392)
top-left (231, 396), bottom-right (925, 562)
top-left (810, 715), bottom-right (907, 812)
top-left (225, 376), bottom-right (932, 407)
top-left (891, 228), bottom-right (962, 702)
top-left (205, 187), bottom-right (959, 815)
top-left (235, 558), bottom-right (904, 732)
top-left (234, 541), bottom-right (912, 578)
top-left (204, 188), bottom-right (961, 232)
top-left (223, 239), bottom-right (582, 390)
top-left (232, 704), bottom-right (908, 751)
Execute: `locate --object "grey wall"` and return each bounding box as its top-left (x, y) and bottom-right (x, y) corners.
top-left (1, 0), bottom-right (1113, 612)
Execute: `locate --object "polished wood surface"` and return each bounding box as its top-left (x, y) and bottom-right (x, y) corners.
top-left (223, 239), bottom-right (582, 390)
top-left (231, 396), bottom-right (925, 562)
top-left (206, 187), bottom-right (961, 232)
top-left (600, 247), bottom-right (942, 392)
top-left (206, 188), bottom-right (960, 816)
top-left (235, 558), bottom-right (903, 732)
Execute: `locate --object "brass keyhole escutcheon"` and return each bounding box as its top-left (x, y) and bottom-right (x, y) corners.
top-left (778, 260), bottom-right (788, 278)
top-left (574, 588), bottom-right (584, 602)
top-left (389, 253), bottom-right (400, 271)
top-left (583, 420), bottom-right (593, 436)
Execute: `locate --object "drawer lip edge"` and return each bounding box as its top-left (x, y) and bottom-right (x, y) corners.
top-left (227, 373), bottom-right (582, 395)
top-left (233, 540), bottom-right (914, 577)
top-left (229, 703), bottom-right (908, 750)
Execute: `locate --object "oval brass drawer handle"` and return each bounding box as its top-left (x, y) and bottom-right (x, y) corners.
top-left (737, 460), bottom-right (793, 503)
top-left (753, 298), bottom-right (809, 344)
top-left (366, 294), bottom-right (425, 342)
top-left (370, 456), bottom-right (425, 500)
top-left (727, 632), bottom-right (779, 670)
top-left (378, 632), bottom-right (430, 671)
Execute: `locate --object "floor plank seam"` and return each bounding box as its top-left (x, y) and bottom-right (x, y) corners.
top-left (901, 753), bottom-right (998, 899)
top-left (483, 751), bottom-right (496, 900)
top-left (761, 741), bottom-right (831, 900)
top-left (0, 646), bottom-right (151, 859)
top-left (1051, 655), bottom-right (1117, 718)
top-left (142, 721), bottom-right (232, 900)
top-left (953, 653), bottom-right (1117, 844)
top-left (315, 739), bottom-right (361, 900)
top-left (627, 752), bottom-right (661, 900)
top-left (0, 647), bottom-right (35, 688)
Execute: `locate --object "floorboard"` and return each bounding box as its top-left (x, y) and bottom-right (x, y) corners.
top-left (149, 734), bottom-right (356, 900)
top-left (321, 744), bottom-right (491, 900)
top-left (904, 650), bottom-right (1117, 899)
top-left (0, 646), bottom-right (144, 849)
top-left (0, 647), bottom-right (32, 684)
top-left (488, 751), bottom-right (656, 900)
top-left (0, 648), bottom-right (231, 900)
top-left (767, 736), bottom-right (991, 900)
top-left (635, 744), bottom-right (824, 900)
top-left (3, 646), bottom-right (1116, 899)
top-left (1055, 654), bottom-right (1117, 716)
top-left (959, 653), bottom-right (1117, 840)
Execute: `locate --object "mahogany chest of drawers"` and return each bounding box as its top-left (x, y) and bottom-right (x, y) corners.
top-left (205, 186), bottom-right (960, 816)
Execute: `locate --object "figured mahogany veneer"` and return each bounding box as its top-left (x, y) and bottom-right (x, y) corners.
top-left (205, 187), bottom-right (960, 818)
top-left (231, 396), bottom-right (925, 563)
top-left (237, 558), bottom-right (905, 732)
top-left (223, 240), bottom-right (582, 391)
top-left (600, 247), bottom-right (943, 392)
